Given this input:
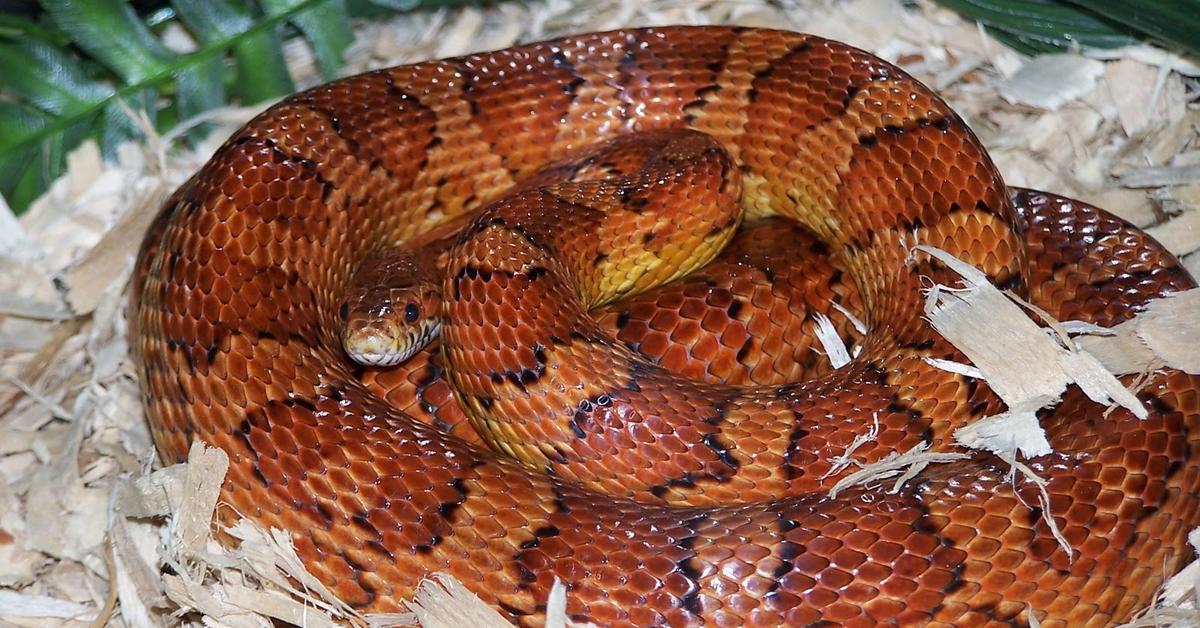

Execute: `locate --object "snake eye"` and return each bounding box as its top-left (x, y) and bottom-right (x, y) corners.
top-left (404, 303), bottom-right (420, 323)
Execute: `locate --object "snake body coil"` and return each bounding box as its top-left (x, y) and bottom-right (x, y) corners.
top-left (131, 26), bottom-right (1200, 626)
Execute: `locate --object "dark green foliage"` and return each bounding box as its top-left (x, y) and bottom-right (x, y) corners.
top-left (935, 0), bottom-right (1199, 57)
top-left (0, 0), bottom-right (477, 213)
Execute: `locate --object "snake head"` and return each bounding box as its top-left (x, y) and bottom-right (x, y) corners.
top-left (339, 250), bottom-right (442, 367)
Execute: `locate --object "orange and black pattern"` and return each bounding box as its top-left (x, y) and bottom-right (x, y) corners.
top-left (130, 27), bottom-right (1199, 626)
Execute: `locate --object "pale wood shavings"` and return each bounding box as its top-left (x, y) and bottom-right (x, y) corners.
top-left (1, 0), bottom-right (1198, 626)
top-left (812, 312), bottom-right (852, 369)
top-left (821, 412), bottom-right (881, 480)
top-left (827, 442), bottom-right (969, 499)
top-left (1076, 288), bottom-right (1200, 375)
top-left (997, 54), bottom-right (1106, 110)
top-left (398, 573), bottom-right (511, 628)
top-left (0, 590), bottom-right (97, 622)
top-left (998, 453), bottom-right (1072, 560)
top-left (1120, 163), bottom-right (1200, 188)
top-left (918, 245), bottom-right (1147, 423)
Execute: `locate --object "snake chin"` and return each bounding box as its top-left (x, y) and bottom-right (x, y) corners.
top-left (343, 317), bottom-right (440, 367)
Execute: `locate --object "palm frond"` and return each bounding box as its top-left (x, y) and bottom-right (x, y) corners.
top-left (0, 0), bottom-right (476, 213)
top-left (934, 0), bottom-right (1200, 57)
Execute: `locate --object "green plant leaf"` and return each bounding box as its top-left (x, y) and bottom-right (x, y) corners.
top-left (262, 0), bottom-right (354, 79)
top-left (0, 12), bottom-right (71, 46)
top-left (0, 39), bottom-right (113, 116)
top-left (41, 0), bottom-right (178, 83)
top-left (0, 0), bottom-right (497, 214)
top-left (935, 0), bottom-right (1141, 55)
top-left (1068, 0), bottom-right (1200, 57)
top-left (169, 0), bottom-right (294, 108)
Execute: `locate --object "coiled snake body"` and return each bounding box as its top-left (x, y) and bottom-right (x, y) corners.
top-left (130, 26), bottom-right (1200, 626)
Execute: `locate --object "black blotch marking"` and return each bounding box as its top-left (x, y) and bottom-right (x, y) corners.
top-left (623, 359), bottom-right (657, 393)
top-left (166, 251), bottom-right (181, 281)
top-left (501, 343), bottom-right (549, 393)
top-left (735, 337), bottom-right (754, 363)
top-left (1146, 392), bottom-right (1176, 415)
top-left (350, 512), bottom-right (378, 537)
top-left (913, 491), bottom-right (967, 618)
top-left (615, 310), bottom-right (631, 329)
top-left (299, 100), bottom-right (360, 155)
top-left (701, 432), bottom-right (740, 471)
top-left (784, 420), bottom-right (811, 480)
top-left (682, 84), bottom-right (723, 123)
top-left (863, 361), bottom-right (891, 386)
top-left (367, 539), bottom-right (395, 562)
top-left (205, 343), bottom-right (219, 366)
top-left (650, 474), bottom-right (695, 498)
top-left (497, 600), bottom-right (532, 618)
top-left (416, 477), bottom-right (469, 553)
top-left (258, 137), bottom-right (335, 205)
top-left (842, 85), bottom-right (861, 109)
top-left (887, 398), bottom-right (921, 420)
top-left (726, 299), bottom-right (742, 319)
top-left (519, 524), bottom-right (561, 551)
top-left (609, 33), bottom-right (643, 121)
top-left (412, 355), bottom-right (446, 417)
top-left (312, 501), bottom-right (335, 528)
top-left (562, 76), bottom-right (586, 96)
top-left (551, 48), bottom-right (573, 69)
top-left (283, 396), bottom-right (318, 413)
top-left (807, 238), bottom-right (831, 257)
top-left (994, 272), bottom-right (1024, 293)
top-left (765, 517), bottom-right (801, 596)
top-left (901, 213), bottom-right (926, 231)
top-left (525, 266), bottom-right (549, 281)
top-left (455, 264), bottom-right (494, 285)
top-left (338, 550), bottom-right (379, 607)
top-left (551, 483), bottom-right (572, 514)
top-left (747, 39), bottom-right (813, 102)
top-left (676, 514), bottom-right (709, 616)
top-left (338, 302), bottom-right (349, 321)
top-left (1028, 506), bottom-right (1044, 527)
top-left (476, 395), bottom-right (494, 410)
top-left (236, 415), bottom-right (271, 487)
top-left (642, 231), bottom-right (656, 245)
top-left (439, 478), bottom-right (468, 519)
top-left (181, 343), bottom-right (198, 374)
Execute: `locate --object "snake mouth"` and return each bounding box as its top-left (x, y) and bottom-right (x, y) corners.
top-left (342, 318), bottom-right (441, 367)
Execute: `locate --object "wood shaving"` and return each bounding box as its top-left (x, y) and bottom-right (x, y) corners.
top-left (2, 0), bottom-right (1198, 626)
top-left (812, 312), bottom-right (852, 369)
top-left (1077, 288), bottom-right (1200, 375)
top-left (997, 54), bottom-right (1106, 110)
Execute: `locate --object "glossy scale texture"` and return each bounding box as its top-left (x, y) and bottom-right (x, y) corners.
top-left (130, 27), bottom-right (1200, 626)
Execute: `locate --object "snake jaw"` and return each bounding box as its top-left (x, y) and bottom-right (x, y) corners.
top-left (343, 316), bottom-right (441, 367)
